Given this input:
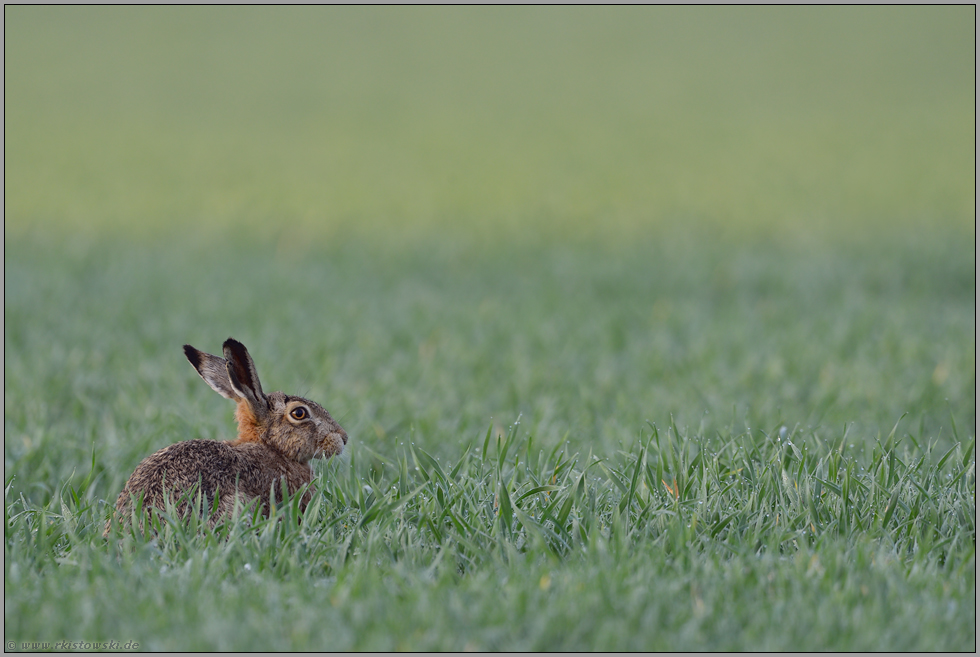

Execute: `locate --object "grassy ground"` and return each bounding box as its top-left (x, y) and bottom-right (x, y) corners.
top-left (4, 6), bottom-right (976, 651)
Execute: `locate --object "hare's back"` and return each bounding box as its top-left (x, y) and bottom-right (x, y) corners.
top-left (122, 439), bottom-right (250, 504)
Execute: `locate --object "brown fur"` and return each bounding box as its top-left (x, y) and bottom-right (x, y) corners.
top-left (233, 400), bottom-right (263, 444)
top-left (104, 339), bottom-right (347, 536)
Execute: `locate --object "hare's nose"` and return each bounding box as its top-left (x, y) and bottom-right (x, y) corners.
top-left (340, 431), bottom-right (348, 445)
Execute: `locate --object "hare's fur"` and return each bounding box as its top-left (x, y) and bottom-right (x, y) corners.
top-left (105, 338), bottom-right (347, 535)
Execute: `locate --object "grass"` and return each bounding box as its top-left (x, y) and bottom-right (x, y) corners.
top-left (4, 6), bottom-right (974, 238)
top-left (4, 6), bottom-right (977, 652)
top-left (5, 413), bottom-right (976, 650)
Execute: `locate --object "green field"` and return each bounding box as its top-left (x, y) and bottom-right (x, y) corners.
top-left (4, 6), bottom-right (976, 651)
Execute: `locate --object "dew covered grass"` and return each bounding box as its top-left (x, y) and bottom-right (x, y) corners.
top-left (4, 6), bottom-right (975, 651)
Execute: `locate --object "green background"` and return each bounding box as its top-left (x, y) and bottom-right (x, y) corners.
top-left (4, 6), bottom-right (975, 651)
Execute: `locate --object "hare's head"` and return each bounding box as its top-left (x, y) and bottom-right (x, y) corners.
top-left (183, 338), bottom-right (348, 463)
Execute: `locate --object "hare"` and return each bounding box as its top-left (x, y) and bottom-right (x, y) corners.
top-left (104, 338), bottom-right (347, 536)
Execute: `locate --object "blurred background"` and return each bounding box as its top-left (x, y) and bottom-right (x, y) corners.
top-left (4, 7), bottom-right (975, 498)
top-left (6, 6), bottom-right (973, 240)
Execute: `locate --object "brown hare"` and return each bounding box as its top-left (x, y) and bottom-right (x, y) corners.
top-left (104, 338), bottom-right (347, 536)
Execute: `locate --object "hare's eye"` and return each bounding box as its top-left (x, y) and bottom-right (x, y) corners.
top-left (290, 407), bottom-right (309, 421)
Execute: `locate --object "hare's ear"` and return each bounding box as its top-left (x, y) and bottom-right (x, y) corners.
top-left (184, 345), bottom-right (240, 400)
top-left (221, 338), bottom-right (269, 418)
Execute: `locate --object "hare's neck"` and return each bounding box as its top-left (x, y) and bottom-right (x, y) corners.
top-left (233, 400), bottom-right (264, 444)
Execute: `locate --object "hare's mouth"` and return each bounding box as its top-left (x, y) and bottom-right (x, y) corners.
top-left (314, 432), bottom-right (347, 459)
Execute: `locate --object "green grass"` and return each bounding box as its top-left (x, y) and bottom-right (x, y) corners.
top-left (4, 6), bottom-right (976, 652)
top-left (5, 405), bottom-right (976, 650)
top-left (5, 6), bottom-right (974, 238)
